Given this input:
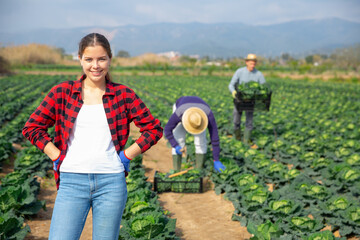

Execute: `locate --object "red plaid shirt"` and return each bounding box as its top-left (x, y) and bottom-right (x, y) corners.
top-left (23, 75), bottom-right (163, 189)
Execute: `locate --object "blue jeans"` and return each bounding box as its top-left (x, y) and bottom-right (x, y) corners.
top-left (49, 172), bottom-right (127, 240)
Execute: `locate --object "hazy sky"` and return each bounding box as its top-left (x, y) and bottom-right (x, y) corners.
top-left (1, 0), bottom-right (359, 32)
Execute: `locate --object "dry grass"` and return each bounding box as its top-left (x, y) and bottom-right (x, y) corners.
top-left (112, 53), bottom-right (171, 67)
top-left (0, 55), bottom-right (11, 74)
top-left (0, 43), bottom-right (62, 65)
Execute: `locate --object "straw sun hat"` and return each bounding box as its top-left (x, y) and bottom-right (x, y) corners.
top-left (245, 53), bottom-right (257, 61)
top-left (182, 107), bottom-right (208, 135)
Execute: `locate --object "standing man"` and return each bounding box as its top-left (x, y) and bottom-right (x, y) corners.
top-left (164, 96), bottom-right (226, 173)
top-left (228, 54), bottom-right (266, 143)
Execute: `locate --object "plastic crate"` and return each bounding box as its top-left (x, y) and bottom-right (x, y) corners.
top-left (153, 171), bottom-right (203, 193)
top-left (234, 91), bottom-right (272, 111)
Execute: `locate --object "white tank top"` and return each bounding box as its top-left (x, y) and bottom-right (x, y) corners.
top-left (60, 104), bottom-right (124, 173)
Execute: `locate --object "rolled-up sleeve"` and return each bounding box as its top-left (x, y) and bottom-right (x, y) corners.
top-left (129, 92), bottom-right (163, 152)
top-left (22, 87), bottom-right (56, 151)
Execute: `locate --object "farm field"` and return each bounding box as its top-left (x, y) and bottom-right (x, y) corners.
top-left (0, 73), bottom-right (359, 239)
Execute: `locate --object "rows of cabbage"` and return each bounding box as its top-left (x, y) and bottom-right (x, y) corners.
top-left (0, 143), bottom-right (53, 239)
top-left (119, 139), bottom-right (178, 240)
top-left (117, 75), bottom-right (360, 239)
top-left (0, 75), bottom-right (73, 239)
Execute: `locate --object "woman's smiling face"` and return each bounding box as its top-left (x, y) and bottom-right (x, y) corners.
top-left (79, 45), bottom-right (111, 83)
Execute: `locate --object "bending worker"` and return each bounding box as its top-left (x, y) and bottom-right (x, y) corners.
top-left (164, 96), bottom-right (226, 173)
top-left (228, 53), bottom-right (266, 143)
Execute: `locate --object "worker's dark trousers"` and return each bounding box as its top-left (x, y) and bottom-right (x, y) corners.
top-left (233, 106), bottom-right (253, 130)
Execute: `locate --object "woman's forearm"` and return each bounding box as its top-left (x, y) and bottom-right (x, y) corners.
top-left (124, 142), bottom-right (142, 159)
top-left (44, 142), bottom-right (61, 160)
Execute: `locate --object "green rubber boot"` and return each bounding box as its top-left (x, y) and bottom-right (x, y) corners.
top-left (243, 129), bottom-right (252, 144)
top-left (172, 154), bottom-right (182, 171)
top-left (195, 154), bottom-right (206, 169)
top-left (234, 128), bottom-right (241, 141)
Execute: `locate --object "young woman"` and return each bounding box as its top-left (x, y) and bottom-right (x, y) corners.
top-left (22, 33), bottom-right (163, 239)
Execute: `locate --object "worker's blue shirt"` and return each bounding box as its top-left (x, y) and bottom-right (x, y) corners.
top-left (228, 67), bottom-right (266, 92)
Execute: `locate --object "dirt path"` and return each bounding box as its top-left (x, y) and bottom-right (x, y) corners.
top-left (23, 123), bottom-right (250, 239)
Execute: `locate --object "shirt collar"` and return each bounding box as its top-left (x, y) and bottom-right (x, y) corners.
top-left (246, 67), bottom-right (257, 73)
top-left (74, 74), bottom-right (115, 96)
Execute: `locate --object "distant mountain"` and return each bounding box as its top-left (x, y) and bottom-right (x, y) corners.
top-left (0, 18), bottom-right (359, 58)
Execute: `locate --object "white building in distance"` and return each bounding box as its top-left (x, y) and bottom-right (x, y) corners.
top-left (157, 51), bottom-right (181, 60)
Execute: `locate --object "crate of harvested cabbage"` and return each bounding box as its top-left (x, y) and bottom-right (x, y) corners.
top-left (234, 81), bottom-right (272, 111)
top-left (154, 169), bottom-right (203, 193)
